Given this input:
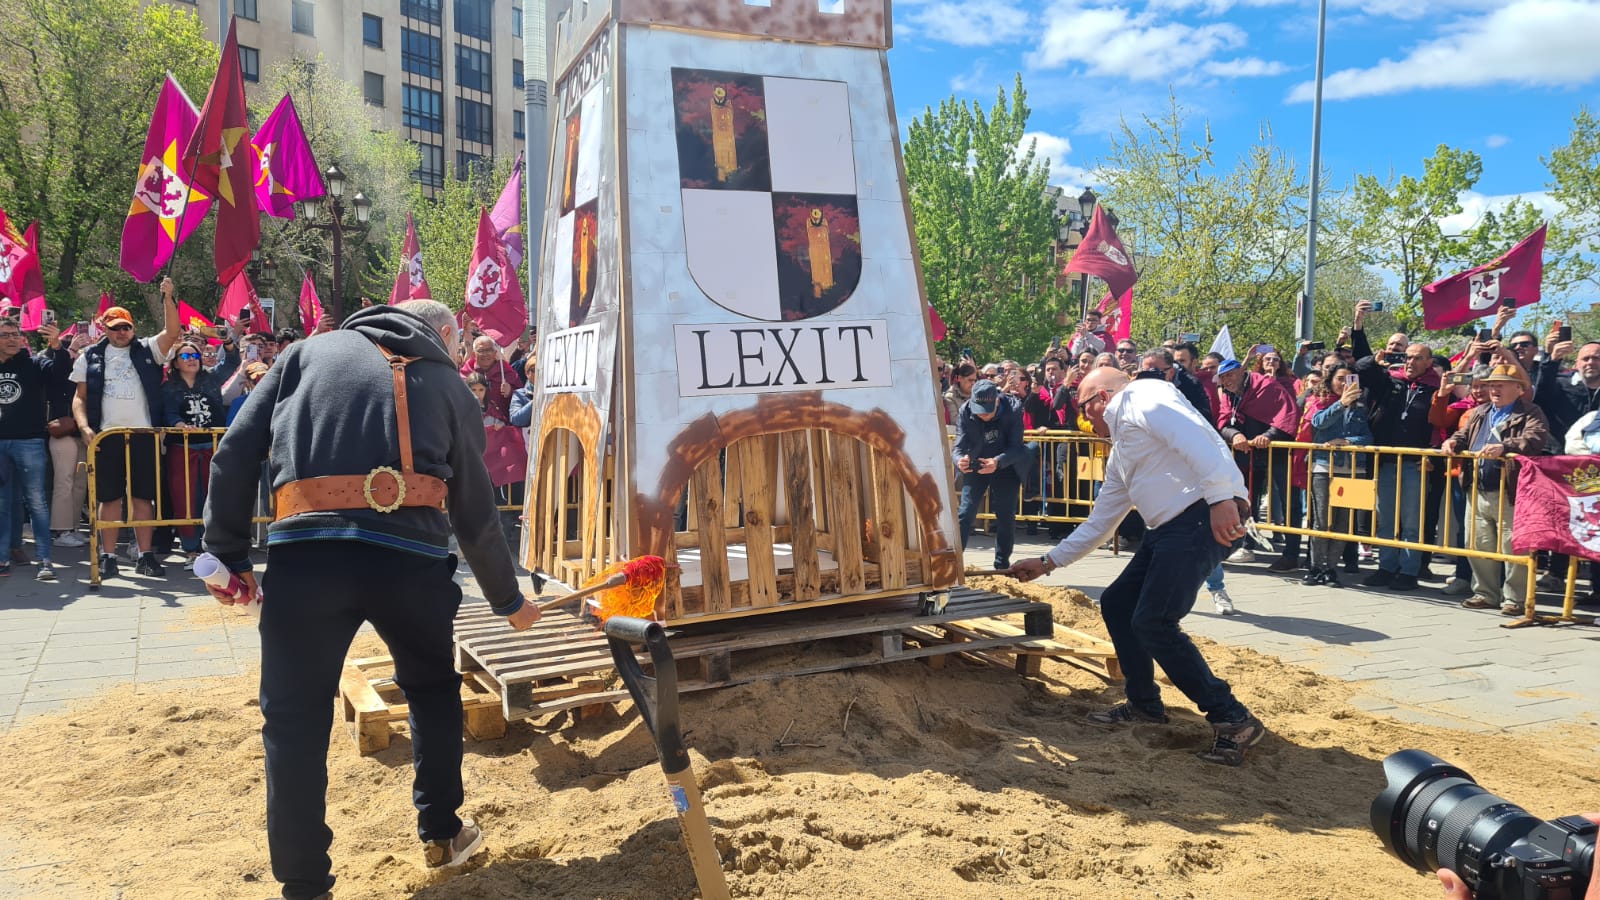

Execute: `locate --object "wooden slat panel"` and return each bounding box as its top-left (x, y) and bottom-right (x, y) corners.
top-left (869, 446), bottom-right (908, 590)
top-left (691, 456), bottom-right (732, 613)
top-left (722, 445), bottom-right (743, 530)
top-left (781, 430), bottom-right (822, 602)
top-left (810, 429), bottom-right (830, 535)
top-left (737, 436), bottom-right (780, 608)
top-left (826, 432), bottom-right (866, 594)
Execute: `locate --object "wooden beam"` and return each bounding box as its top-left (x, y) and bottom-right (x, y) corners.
top-left (826, 432), bottom-right (866, 594)
top-left (737, 435), bottom-right (780, 608)
top-left (870, 446), bottom-right (908, 590)
top-left (781, 429), bottom-right (822, 602)
top-left (691, 456), bottom-right (732, 613)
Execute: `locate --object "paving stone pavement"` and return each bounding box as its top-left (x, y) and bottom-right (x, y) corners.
top-left (979, 534), bottom-right (1600, 738)
top-left (5, 530), bottom-right (1597, 741)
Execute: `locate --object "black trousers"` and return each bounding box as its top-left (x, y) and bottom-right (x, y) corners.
top-left (259, 541), bottom-right (466, 899)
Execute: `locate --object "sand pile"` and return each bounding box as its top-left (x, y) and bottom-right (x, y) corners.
top-left (2, 578), bottom-right (1597, 899)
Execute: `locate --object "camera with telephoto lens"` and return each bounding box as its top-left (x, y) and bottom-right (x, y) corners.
top-left (1372, 750), bottom-right (1594, 899)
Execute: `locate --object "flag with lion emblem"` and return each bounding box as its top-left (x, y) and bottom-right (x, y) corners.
top-left (1511, 455), bottom-right (1600, 563)
top-left (464, 207), bottom-right (526, 345)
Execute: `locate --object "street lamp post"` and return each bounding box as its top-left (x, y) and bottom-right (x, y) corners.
top-left (297, 164), bottom-right (372, 323)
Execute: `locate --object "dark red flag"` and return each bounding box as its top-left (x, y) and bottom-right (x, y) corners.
top-left (183, 17), bottom-right (260, 284)
top-left (1062, 205), bottom-right (1137, 300)
top-left (1422, 225), bottom-right (1545, 330)
top-left (1512, 455), bottom-right (1600, 563)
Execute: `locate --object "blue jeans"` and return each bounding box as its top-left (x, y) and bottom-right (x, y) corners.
top-left (260, 542), bottom-right (466, 899)
top-left (957, 470), bottom-right (1020, 569)
top-left (0, 438), bottom-right (51, 564)
top-left (1204, 563), bottom-right (1225, 592)
top-left (1376, 457), bottom-right (1422, 576)
top-left (1099, 501), bottom-right (1249, 723)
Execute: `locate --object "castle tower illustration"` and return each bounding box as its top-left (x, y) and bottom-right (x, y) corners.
top-left (526, 0), bottom-right (961, 621)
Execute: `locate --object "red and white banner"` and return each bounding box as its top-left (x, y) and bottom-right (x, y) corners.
top-left (1512, 455), bottom-right (1600, 563)
top-left (1422, 225), bottom-right (1545, 330)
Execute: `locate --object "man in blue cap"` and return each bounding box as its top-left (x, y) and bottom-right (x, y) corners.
top-left (953, 378), bottom-right (1026, 571)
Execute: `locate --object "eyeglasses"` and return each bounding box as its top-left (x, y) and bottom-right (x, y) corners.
top-left (108, 324), bottom-right (133, 333)
top-left (1116, 347), bottom-right (1137, 355)
top-left (1509, 341), bottom-right (1536, 350)
top-left (0, 331), bottom-right (21, 340)
top-left (177, 352), bottom-right (201, 361)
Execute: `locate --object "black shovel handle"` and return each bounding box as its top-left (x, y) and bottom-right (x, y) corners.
top-left (603, 617), bottom-right (690, 777)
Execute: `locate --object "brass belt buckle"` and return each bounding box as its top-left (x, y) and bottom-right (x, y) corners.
top-left (362, 466), bottom-right (406, 513)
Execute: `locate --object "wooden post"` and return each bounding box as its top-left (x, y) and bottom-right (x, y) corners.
top-left (737, 436), bottom-right (780, 607)
top-left (870, 447), bottom-right (908, 590)
top-left (826, 433), bottom-right (866, 594)
top-left (781, 430), bottom-right (822, 602)
top-left (691, 457), bottom-right (732, 612)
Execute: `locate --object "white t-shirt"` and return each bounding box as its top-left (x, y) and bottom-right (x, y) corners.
top-left (70, 336), bottom-right (173, 428)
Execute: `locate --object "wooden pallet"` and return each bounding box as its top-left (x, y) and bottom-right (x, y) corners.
top-left (338, 654), bottom-right (509, 755)
top-left (453, 587), bottom-right (1118, 722)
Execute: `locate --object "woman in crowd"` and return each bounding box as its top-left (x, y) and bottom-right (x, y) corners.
top-left (1304, 363), bottom-right (1372, 586)
top-left (162, 337), bottom-right (238, 569)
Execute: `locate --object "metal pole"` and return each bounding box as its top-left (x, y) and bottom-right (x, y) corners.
top-left (1298, 0), bottom-right (1328, 342)
top-left (524, 0), bottom-right (551, 311)
top-left (218, 2), bottom-right (227, 43)
top-left (331, 207), bottom-right (344, 323)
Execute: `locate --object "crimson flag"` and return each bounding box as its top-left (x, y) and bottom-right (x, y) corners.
top-left (389, 213), bottom-right (431, 304)
top-left (89, 292), bottom-right (113, 339)
top-left (927, 303), bottom-right (947, 342)
top-left (297, 274), bottom-right (323, 333)
top-left (218, 272), bottom-right (270, 334)
top-left (1097, 287), bottom-right (1133, 342)
top-left (15, 224), bottom-right (46, 331)
top-left (1422, 225), bottom-right (1546, 330)
top-left (1063, 205), bottom-right (1137, 300)
top-left (463, 207), bottom-right (526, 345)
top-left (183, 17), bottom-right (260, 284)
top-left (176, 299), bottom-right (224, 344)
top-left (1513, 456), bottom-right (1600, 563)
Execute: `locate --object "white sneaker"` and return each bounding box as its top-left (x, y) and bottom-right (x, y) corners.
top-left (1212, 589), bottom-right (1236, 616)
top-left (121, 542), bottom-right (140, 564)
top-left (52, 531), bottom-right (87, 549)
top-left (1226, 547), bottom-right (1256, 564)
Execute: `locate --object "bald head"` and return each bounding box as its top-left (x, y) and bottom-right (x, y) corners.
top-left (1076, 366), bottom-right (1130, 406)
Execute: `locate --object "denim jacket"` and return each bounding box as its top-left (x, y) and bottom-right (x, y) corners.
top-left (1310, 400), bottom-right (1373, 474)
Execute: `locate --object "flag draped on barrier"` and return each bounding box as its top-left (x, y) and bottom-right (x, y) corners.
top-left (119, 75), bottom-right (211, 283)
top-left (1422, 225), bottom-right (1546, 330)
top-left (389, 213), bottom-right (431, 304)
top-left (1512, 455), bottom-right (1600, 563)
top-left (489, 151), bottom-right (525, 269)
top-left (463, 207), bottom-right (527, 345)
top-left (252, 95), bottom-right (325, 220)
top-left (183, 18), bottom-right (261, 284)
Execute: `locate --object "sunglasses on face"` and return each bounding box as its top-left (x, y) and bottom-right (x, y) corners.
top-left (1510, 341), bottom-right (1536, 350)
top-left (108, 324), bottom-right (133, 333)
top-left (178, 352), bottom-right (201, 361)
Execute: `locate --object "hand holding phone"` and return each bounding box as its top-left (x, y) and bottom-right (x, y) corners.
top-left (1371, 301), bottom-right (1386, 312)
top-left (41, 309), bottom-right (55, 327)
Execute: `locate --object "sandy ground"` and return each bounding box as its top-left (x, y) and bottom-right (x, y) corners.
top-left (2, 578), bottom-right (1597, 899)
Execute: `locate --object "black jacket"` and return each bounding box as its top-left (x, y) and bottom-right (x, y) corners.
top-left (1172, 365), bottom-right (1212, 423)
top-left (952, 394), bottom-right (1027, 479)
top-left (0, 345), bottom-right (70, 440)
top-left (203, 307), bottom-right (525, 615)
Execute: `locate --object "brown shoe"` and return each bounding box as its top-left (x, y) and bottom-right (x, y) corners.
top-left (424, 819), bottom-right (484, 869)
top-left (1196, 715), bottom-right (1266, 766)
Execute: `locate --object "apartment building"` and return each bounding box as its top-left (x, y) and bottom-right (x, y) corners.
top-left (161, 0), bottom-right (527, 196)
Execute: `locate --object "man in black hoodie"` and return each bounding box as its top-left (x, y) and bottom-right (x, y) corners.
top-left (204, 301), bottom-right (538, 900)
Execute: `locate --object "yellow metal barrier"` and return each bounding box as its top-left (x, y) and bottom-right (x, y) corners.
top-left (962, 429), bottom-right (1111, 528)
top-left (85, 427), bottom-right (271, 591)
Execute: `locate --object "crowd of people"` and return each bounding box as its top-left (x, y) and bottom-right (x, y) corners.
top-left (0, 280), bottom-right (535, 584)
top-left (946, 298), bottom-right (1600, 617)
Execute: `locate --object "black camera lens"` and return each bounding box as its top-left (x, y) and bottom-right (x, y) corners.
top-left (1373, 750), bottom-right (1594, 898)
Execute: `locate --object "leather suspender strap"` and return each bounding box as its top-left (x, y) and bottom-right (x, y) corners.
top-left (375, 344), bottom-right (421, 475)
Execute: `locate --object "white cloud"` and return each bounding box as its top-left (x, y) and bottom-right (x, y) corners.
top-left (898, 0), bottom-right (1032, 47)
top-left (950, 60), bottom-right (993, 94)
top-left (1485, 134), bottom-right (1511, 148)
top-left (1019, 130), bottom-right (1100, 192)
top-left (1148, 0), bottom-right (1295, 14)
top-left (1204, 57), bottom-right (1291, 77)
top-left (1437, 190), bottom-right (1561, 235)
top-left (1029, 4), bottom-right (1248, 81)
top-left (1287, 0), bottom-right (1600, 101)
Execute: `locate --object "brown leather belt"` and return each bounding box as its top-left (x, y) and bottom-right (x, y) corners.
top-left (274, 343), bottom-right (448, 520)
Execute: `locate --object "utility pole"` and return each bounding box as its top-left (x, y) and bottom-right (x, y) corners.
top-left (524, 0), bottom-right (551, 312)
top-left (1298, 0), bottom-right (1329, 343)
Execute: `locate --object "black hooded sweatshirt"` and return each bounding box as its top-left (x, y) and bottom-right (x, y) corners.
top-left (202, 306), bottom-right (524, 615)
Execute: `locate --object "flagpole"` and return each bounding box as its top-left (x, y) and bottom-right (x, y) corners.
top-left (523, 0), bottom-right (550, 317)
top-left (1297, 0), bottom-right (1328, 343)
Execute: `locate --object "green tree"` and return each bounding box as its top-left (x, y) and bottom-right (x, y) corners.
top-left (1094, 96), bottom-right (1353, 353)
top-left (1544, 107), bottom-right (1600, 295)
top-left (367, 158), bottom-right (514, 315)
top-left (251, 55), bottom-right (418, 321)
top-left (903, 76), bottom-right (1062, 361)
top-left (0, 0), bottom-right (215, 307)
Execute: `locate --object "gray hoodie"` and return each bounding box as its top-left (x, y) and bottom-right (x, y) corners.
top-left (203, 306), bottom-right (524, 615)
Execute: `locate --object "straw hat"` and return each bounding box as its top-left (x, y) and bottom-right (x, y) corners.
top-left (1478, 363), bottom-right (1525, 385)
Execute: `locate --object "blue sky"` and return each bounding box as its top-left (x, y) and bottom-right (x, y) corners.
top-left (882, 0), bottom-right (1600, 234)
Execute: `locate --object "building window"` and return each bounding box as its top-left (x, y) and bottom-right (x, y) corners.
top-left (292, 0), bottom-right (314, 35)
top-left (457, 97), bottom-right (492, 144)
top-left (457, 151), bottom-right (487, 180)
top-left (239, 45), bottom-right (260, 82)
top-left (403, 85), bottom-right (443, 133)
top-left (414, 143), bottom-right (444, 188)
top-left (363, 14), bottom-right (382, 47)
top-left (363, 72), bottom-right (384, 106)
top-left (401, 28), bottom-right (443, 80)
top-left (402, 0), bottom-right (442, 25)
top-left (456, 45), bottom-right (492, 93)
top-left (455, 0), bottom-right (492, 39)
top-left (512, 5), bottom-right (522, 37)
top-left (513, 59), bottom-right (523, 89)
top-left (513, 110), bottom-right (525, 139)
top-left (234, 0), bottom-right (258, 21)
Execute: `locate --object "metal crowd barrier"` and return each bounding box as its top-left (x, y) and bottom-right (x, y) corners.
top-left (954, 428), bottom-right (1592, 627)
